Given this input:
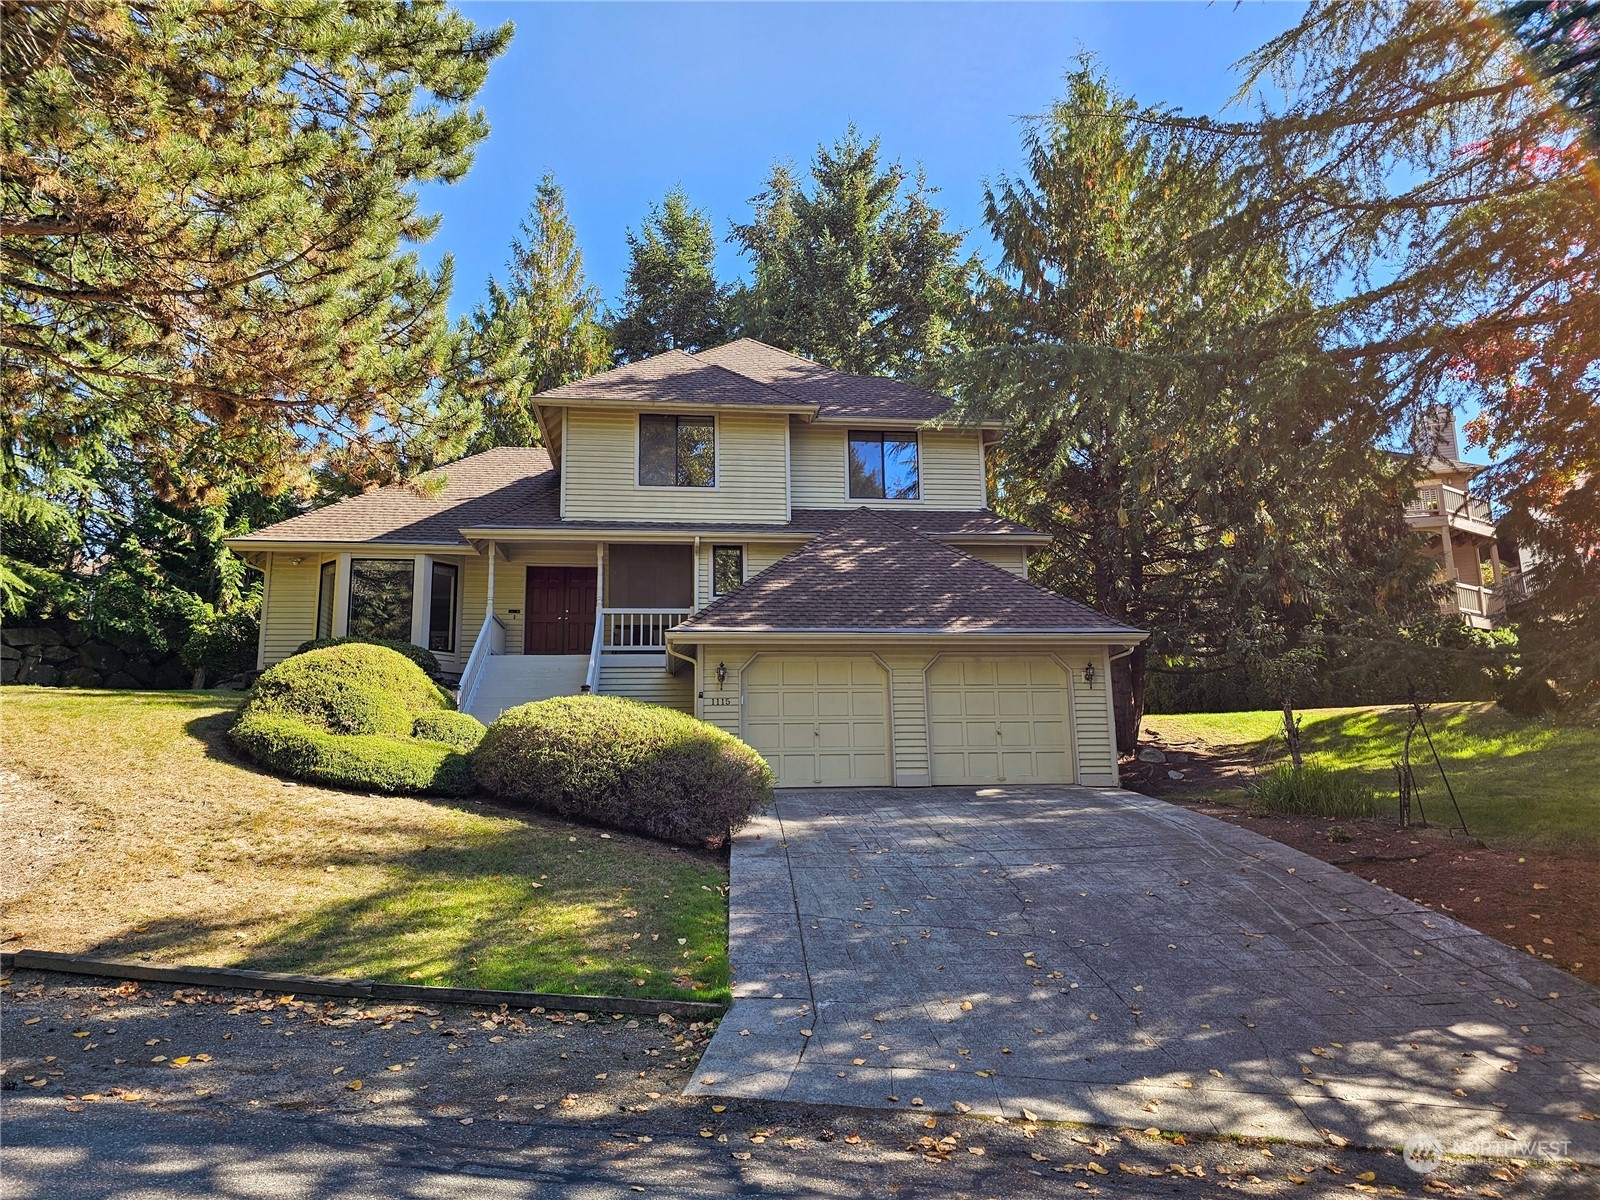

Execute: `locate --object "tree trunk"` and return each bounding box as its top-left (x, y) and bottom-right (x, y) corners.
top-left (1281, 695), bottom-right (1303, 770)
top-left (1112, 642), bottom-right (1147, 754)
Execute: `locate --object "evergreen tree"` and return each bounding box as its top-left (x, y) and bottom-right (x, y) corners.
top-left (610, 187), bottom-right (729, 361)
top-left (451, 177), bottom-right (611, 450)
top-left (730, 128), bottom-right (973, 378)
top-left (1, 0), bottom-right (511, 501)
top-left (1211, 0), bottom-right (1600, 709)
top-left (947, 66), bottom-right (1435, 749)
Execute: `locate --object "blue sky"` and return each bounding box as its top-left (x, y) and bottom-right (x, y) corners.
top-left (421, 1), bottom-right (1307, 319)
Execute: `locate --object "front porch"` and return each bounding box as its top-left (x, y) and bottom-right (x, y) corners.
top-left (457, 540), bottom-right (699, 722)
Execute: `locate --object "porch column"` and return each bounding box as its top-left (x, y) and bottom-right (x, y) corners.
top-left (485, 541), bottom-right (496, 621)
top-left (1488, 541), bottom-right (1502, 587)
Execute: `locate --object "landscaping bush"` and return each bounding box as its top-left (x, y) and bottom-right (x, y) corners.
top-left (472, 695), bottom-right (773, 849)
top-left (412, 709), bottom-right (487, 753)
top-left (291, 636), bottom-right (444, 681)
top-left (1248, 760), bottom-right (1383, 819)
top-left (231, 643), bottom-right (475, 795)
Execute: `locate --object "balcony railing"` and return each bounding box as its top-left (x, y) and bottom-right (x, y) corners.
top-left (601, 608), bottom-right (691, 652)
top-left (1447, 581), bottom-right (1506, 619)
top-left (1405, 483), bottom-right (1494, 526)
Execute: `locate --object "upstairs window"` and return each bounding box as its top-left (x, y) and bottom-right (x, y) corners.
top-left (848, 432), bottom-right (919, 500)
top-left (428, 561), bottom-right (458, 653)
top-left (639, 414), bottom-right (715, 487)
top-left (348, 559), bottom-right (413, 642)
top-left (712, 546), bottom-right (744, 596)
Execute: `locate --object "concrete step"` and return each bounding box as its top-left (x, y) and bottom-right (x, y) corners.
top-left (465, 654), bottom-right (588, 723)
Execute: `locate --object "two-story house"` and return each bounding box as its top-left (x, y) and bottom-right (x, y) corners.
top-left (1399, 411), bottom-right (1511, 630)
top-left (230, 339), bottom-right (1145, 788)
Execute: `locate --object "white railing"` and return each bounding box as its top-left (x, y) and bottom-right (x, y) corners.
top-left (458, 613), bottom-right (506, 714)
top-left (601, 608), bottom-right (690, 652)
top-left (1447, 581), bottom-right (1506, 619)
top-left (1405, 483), bottom-right (1493, 526)
top-left (583, 608), bottom-right (603, 694)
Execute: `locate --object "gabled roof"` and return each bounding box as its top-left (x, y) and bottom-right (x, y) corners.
top-left (231, 447), bottom-right (556, 547)
top-left (671, 507), bottom-right (1142, 638)
top-left (533, 348), bottom-right (812, 411)
top-left (692, 339), bottom-right (959, 422)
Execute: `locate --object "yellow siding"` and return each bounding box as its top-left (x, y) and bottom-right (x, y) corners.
top-left (789, 423), bottom-right (987, 509)
top-left (459, 548), bottom-right (597, 659)
top-left (955, 543), bottom-right (1030, 578)
top-left (599, 664), bottom-right (694, 712)
top-left (696, 644), bottom-right (748, 736)
top-left (1071, 647), bottom-right (1118, 786)
top-left (260, 554), bottom-right (320, 666)
top-left (886, 654), bottom-right (930, 786)
top-left (561, 407), bottom-right (790, 524)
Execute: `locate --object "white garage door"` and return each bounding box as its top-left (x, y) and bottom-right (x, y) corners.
top-left (928, 657), bottom-right (1072, 785)
top-left (744, 657), bottom-right (890, 788)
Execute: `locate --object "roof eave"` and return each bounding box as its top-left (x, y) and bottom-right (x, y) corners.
top-left (667, 628), bottom-right (1148, 643)
top-left (224, 538), bottom-right (470, 553)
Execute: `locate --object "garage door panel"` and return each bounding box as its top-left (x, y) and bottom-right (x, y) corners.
top-left (928, 656), bottom-right (1071, 785)
top-left (744, 656), bottom-right (890, 788)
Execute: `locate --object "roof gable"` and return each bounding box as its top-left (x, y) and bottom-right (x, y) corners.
top-left (673, 507), bottom-right (1139, 636)
top-left (692, 339), bottom-right (957, 422)
top-left (533, 348), bottom-right (810, 410)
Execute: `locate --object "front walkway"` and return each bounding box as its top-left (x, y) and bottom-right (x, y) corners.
top-left (688, 787), bottom-right (1600, 1161)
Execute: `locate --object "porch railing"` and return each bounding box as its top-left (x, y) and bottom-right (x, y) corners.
top-left (1447, 581), bottom-right (1505, 619)
top-left (601, 608), bottom-right (691, 652)
top-left (583, 608), bottom-right (603, 694)
top-left (458, 613), bottom-right (506, 714)
top-left (1405, 483), bottom-right (1494, 526)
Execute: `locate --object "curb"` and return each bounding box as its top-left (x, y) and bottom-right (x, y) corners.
top-left (0, 949), bottom-right (727, 1019)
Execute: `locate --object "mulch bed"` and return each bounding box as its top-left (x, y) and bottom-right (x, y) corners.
top-left (1124, 751), bottom-right (1599, 991)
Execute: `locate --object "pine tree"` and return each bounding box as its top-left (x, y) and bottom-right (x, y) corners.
top-left (1, 0), bottom-right (511, 501)
top-left (610, 188), bottom-right (729, 362)
top-left (452, 177), bottom-right (611, 450)
top-left (946, 66), bottom-right (1435, 749)
top-left (730, 128), bottom-right (973, 378)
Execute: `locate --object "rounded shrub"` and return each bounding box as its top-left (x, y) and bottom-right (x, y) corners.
top-left (472, 695), bottom-right (773, 849)
top-left (292, 636), bottom-right (444, 681)
top-left (231, 644), bottom-right (481, 796)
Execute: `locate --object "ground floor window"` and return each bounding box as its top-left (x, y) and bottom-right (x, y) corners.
top-left (712, 545), bottom-right (744, 596)
top-left (429, 561), bottom-right (458, 652)
top-left (315, 560), bottom-right (336, 640)
top-left (348, 559), bottom-right (413, 642)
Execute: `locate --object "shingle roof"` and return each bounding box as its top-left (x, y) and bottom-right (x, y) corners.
top-left (232, 447), bottom-right (556, 546)
top-left (465, 498), bottom-right (1038, 539)
top-left (672, 507), bottom-right (1141, 637)
top-left (692, 339), bottom-right (957, 422)
top-left (534, 349), bottom-right (810, 409)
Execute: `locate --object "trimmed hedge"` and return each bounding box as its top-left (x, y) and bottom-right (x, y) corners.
top-left (412, 709), bottom-right (487, 753)
top-left (292, 636), bottom-right (444, 681)
top-left (472, 695), bottom-right (773, 849)
top-left (231, 644), bottom-right (480, 796)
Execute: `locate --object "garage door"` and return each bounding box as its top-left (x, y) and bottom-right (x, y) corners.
top-left (928, 657), bottom-right (1071, 785)
top-left (744, 657), bottom-right (890, 787)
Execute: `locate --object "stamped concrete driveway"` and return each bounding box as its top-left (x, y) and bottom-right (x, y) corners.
top-left (688, 787), bottom-right (1600, 1161)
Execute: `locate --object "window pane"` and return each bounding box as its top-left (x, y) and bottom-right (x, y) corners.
top-left (315, 560), bottom-right (336, 640)
top-left (639, 414), bottom-right (677, 486)
top-left (428, 562), bottom-right (458, 653)
top-left (848, 433), bottom-right (885, 498)
top-left (883, 437), bottom-right (920, 500)
top-left (676, 419), bottom-right (715, 487)
top-left (712, 546), bottom-right (743, 596)
top-left (348, 559), bottom-right (414, 642)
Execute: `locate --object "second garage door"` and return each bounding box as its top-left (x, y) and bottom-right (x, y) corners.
top-left (927, 656), bottom-right (1072, 785)
top-left (744, 656), bottom-right (890, 788)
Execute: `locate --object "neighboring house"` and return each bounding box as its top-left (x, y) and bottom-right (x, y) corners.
top-left (1399, 410), bottom-right (1515, 630)
top-left (229, 339), bottom-right (1145, 788)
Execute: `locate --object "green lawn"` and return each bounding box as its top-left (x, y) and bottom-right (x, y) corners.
top-left (0, 687), bottom-right (730, 1001)
top-left (1142, 702), bottom-right (1600, 851)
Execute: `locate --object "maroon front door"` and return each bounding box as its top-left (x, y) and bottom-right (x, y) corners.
top-left (523, 567), bottom-right (598, 654)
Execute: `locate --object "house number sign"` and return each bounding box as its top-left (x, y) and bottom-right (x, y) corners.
top-left (704, 695), bottom-right (738, 708)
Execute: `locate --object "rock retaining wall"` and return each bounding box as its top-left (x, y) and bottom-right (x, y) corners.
top-left (1, 624), bottom-right (192, 690)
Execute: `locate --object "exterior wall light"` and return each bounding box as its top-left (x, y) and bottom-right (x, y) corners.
top-left (1084, 662), bottom-right (1096, 686)
top-left (716, 661), bottom-right (727, 686)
